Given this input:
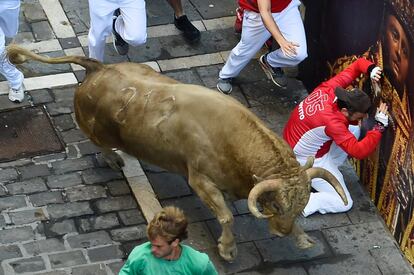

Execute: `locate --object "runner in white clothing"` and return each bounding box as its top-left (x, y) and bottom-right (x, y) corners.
top-left (0, 0), bottom-right (24, 103)
top-left (88, 0), bottom-right (147, 62)
top-left (216, 0), bottom-right (307, 94)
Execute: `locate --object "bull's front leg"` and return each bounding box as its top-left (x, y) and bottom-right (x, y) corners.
top-left (188, 170), bottom-right (236, 262)
top-left (101, 149), bottom-right (125, 171)
top-left (291, 223), bottom-right (315, 249)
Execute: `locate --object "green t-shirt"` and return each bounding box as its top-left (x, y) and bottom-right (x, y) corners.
top-left (119, 242), bottom-right (218, 275)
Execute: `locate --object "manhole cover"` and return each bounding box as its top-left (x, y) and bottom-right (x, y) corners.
top-left (0, 107), bottom-right (64, 162)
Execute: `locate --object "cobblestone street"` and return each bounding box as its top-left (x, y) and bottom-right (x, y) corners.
top-left (0, 0), bottom-right (413, 274)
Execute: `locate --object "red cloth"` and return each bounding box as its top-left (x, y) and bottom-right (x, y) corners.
top-left (234, 7), bottom-right (243, 33)
top-left (238, 0), bottom-right (291, 13)
top-left (283, 58), bottom-right (382, 160)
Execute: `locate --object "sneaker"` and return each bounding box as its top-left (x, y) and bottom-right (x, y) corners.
top-left (216, 78), bottom-right (233, 94)
top-left (259, 54), bottom-right (288, 88)
top-left (174, 15), bottom-right (200, 43)
top-left (8, 85), bottom-right (25, 103)
top-left (112, 9), bottom-right (129, 55)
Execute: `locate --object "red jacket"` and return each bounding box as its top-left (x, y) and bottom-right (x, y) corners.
top-left (239, 0), bottom-right (291, 13)
top-left (283, 58), bottom-right (382, 160)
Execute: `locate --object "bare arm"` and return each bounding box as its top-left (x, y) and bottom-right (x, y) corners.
top-left (257, 0), bottom-right (298, 57)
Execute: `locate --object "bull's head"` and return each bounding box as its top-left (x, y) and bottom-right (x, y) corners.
top-left (247, 157), bottom-right (348, 237)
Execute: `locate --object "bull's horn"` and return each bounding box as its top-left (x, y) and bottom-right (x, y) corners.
top-left (306, 167), bottom-right (348, 205)
top-left (252, 174), bottom-right (263, 183)
top-left (301, 156), bottom-right (315, 171)
top-left (248, 179), bottom-right (283, 219)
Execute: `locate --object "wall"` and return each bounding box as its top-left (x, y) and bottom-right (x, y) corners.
top-left (300, 0), bottom-right (414, 264)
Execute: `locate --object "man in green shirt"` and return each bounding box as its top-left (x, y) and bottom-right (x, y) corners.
top-left (119, 206), bottom-right (218, 275)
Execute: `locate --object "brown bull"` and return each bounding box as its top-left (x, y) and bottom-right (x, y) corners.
top-left (8, 45), bottom-right (347, 262)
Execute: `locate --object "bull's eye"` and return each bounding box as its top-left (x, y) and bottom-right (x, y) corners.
top-left (270, 202), bottom-right (280, 213)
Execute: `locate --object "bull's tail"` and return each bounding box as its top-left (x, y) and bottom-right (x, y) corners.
top-left (7, 44), bottom-right (103, 73)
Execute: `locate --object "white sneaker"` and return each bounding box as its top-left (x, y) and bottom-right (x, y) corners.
top-left (8, 85), bottom-right (25, 103)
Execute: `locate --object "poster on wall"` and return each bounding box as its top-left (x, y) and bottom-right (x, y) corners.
top-left (301, 0), bottom-right (414, 263)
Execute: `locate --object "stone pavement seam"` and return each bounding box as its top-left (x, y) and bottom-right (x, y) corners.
top-left (39, 0), bottom-right (76, 38)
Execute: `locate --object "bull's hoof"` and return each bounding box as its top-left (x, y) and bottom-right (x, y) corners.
top-left (102, 151), bottom-right (125, 171)
top-left (218, 242), bottom-right (237, 262)
top-left (269, 227), bottom-right (284, 237)
top-left (296, 233), bottom-right (315, 249)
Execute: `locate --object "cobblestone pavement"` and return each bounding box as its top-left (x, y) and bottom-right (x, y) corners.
top-left (0, 0), bottom-right (413, 274)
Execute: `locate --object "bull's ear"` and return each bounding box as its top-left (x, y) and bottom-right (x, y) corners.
top-left (252, 174), bottom-right (263, 183)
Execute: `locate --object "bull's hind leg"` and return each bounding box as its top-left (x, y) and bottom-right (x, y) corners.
top-left (188, 170), bottom-right (236, 262)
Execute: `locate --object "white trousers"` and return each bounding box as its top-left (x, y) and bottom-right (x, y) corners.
top-left (300, 125), bottom-right (361, 217)
top-left (88, 0), bottom-right (147, 62)
top-left (219, 0), bottom-right (307, 79)
top-left (0, 0), bottom-right (23, 90)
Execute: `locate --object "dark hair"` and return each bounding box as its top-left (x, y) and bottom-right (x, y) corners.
top-left (337, 99), bottom-right (354, 114)
top-left (335, 87), bottom-right (372, 114)
top-left (147, 206), bottom-right (188, 243)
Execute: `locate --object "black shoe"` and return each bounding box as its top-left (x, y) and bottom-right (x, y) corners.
top-left (174, 15), bottom-right (201, 43)
top-left (259, 54), bottom-right (288, 88)
top-left (112, 8), bottom-right (129, 55)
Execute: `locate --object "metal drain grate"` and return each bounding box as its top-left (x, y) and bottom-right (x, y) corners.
top-left (0, 107), bottom-right (64, 162)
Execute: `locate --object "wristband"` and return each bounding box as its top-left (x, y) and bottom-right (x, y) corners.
top-left (369, 67), bottom-right (382, 79)
top-left (374, 111), bottom-right (388, 127)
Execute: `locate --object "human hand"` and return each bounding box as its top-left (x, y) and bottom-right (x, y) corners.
top-left (278, 38), bottom-right (299, 58)
top-left (374, 102), bottom-right (389, 127)
top-left (370, 66), bottom-right (382, 82)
